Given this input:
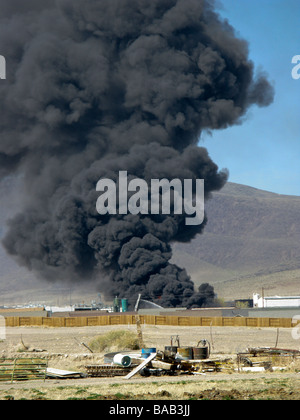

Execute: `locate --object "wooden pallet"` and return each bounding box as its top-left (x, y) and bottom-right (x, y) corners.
top-left (85, 364), bottom-right (131, 377)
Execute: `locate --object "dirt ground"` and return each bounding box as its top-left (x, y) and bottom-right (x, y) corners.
top-left (0, 323), bottom-right (300, 400)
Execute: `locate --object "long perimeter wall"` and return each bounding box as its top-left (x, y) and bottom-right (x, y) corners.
top-left (3, 314), bottom-right (299, 328)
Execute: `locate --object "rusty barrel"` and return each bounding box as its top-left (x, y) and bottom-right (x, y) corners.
top-left (177, 347), bottom-right (193, 360)
top-left (192, 346), bottom-right (209, 360)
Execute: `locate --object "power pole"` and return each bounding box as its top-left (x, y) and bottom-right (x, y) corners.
top-left (134, 294), bottom-right (144, 348)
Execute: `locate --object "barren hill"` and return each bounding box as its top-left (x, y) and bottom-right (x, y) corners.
top-left (172, 183), bottom-right (300, 299)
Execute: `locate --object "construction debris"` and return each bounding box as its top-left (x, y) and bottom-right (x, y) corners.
top-left (247, 347), bottom-right (300, 357)
top-left (124, 353), bottom-right (157, 379)
top-left (237, 346), bottom-right (300, 372)
top-left (46, 368), bottom-right (85, 379)
top-left (83, 336), bottom-right (234, 379)
top-left (2, 335), bottom-right (298, 383)
top-left (85, 365), bottom-right (132, 377)
top-left (83, 342), bottom-right (300, 379)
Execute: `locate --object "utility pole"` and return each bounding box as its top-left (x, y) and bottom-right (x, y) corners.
top-left (134, 294), bottom-right (144, 348)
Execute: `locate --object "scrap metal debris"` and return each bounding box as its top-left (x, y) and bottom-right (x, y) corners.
top-left (124, 352), bottom-right (157, 379)
top-left (86, 340), bottom-right (300, 379)
top-left (237, 347), bottom-right (300, 372)
top-left (84, 336), bottom-right (234, 378)
top-left (3, 338), bottom-right (298, 382)
top-left (85, 364), bottom-right (132, 377)
top-left (46, 368), bottom-right (85, 379)
top-left (247, 347), bottom-right (300, 357)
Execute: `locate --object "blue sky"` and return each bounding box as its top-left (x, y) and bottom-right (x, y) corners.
top-left (201, 0), bottom-right (300, 195)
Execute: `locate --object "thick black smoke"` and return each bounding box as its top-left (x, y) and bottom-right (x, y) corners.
top-left (0, 0), bottom-right (274, 308)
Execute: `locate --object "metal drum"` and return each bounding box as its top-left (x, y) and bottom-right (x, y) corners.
top-left (141, 348), bottom-right (156, 359)
top-left (177, 347), bottom-right (193, 360)
top-left (164, 346), bottom-right (178, 356)
top-left (104, 352), bottom-right (117, 364)
top-left (192, 346), bottom-right (209, 360)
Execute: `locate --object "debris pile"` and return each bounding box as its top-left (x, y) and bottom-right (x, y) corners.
top-left (1, 335), bottom-right (299, 382)
top-left (237, 347), bottom-right (300, 372)
top-left (85, 337), bottom-right (234, 378)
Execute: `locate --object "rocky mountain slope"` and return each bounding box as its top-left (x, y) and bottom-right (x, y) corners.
top-left (172, 182), bottom-right (300, 299)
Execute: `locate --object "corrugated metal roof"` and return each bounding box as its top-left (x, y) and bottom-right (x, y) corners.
top-left (264, 296), bottom-right (300, 300)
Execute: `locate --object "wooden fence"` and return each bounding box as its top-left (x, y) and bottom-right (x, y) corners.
top-left (4, 314), bottom-right (298, 328)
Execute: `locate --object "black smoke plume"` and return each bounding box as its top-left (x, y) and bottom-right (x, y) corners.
top-left (0, 0), bottom-right (274, 308)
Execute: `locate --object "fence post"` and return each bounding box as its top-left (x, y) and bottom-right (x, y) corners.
top-left (0, 316), bottom-right (6, 340)
top-left (12, 358), bottom-right (16, 383)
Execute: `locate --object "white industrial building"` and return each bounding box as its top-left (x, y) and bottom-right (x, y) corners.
top-left (253, 293), bottom-right (300, 308)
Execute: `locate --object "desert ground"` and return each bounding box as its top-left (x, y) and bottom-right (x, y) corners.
top-left (0, 323), bottom-right (300, 400)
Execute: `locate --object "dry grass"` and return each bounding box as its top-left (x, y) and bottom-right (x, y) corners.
top-left (88, 330), bottom-right (140, 353)
top-left (1, 374), bottom-right (300, 400)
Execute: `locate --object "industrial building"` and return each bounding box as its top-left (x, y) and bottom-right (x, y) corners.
top-left (253, 293), bottom-right (300, 308)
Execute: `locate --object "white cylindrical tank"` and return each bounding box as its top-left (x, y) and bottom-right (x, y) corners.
top-left (113, 354), bottom-right (132, 367)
